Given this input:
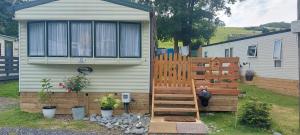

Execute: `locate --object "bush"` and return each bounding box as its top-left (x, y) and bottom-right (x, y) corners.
top-left (97, 94), bottom-right (121, 110)
top-left (239, 98), bottom-right (272, 129)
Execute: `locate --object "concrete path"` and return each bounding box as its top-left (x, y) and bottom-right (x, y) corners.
top-left (0, 97), bottom-right (18, 111)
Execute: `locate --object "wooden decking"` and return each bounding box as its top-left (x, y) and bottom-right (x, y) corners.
top-left (150, 54), bottom-right (240, 134)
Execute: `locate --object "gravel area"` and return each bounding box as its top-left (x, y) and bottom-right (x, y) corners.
top-left (0, 97), bottom-right (18, 111)
top-left (0, 127), bottom-right (122, 135)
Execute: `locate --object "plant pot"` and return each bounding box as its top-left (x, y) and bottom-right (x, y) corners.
top-left (42, 106), bottom-right (56, 119)
top-left (101, 109), bottom-right (113, 118)
top-left (197, 90), bottom-right (212, 107)
top-left (72, 106), bottom-right (85, 120)
top-left (245, 70), bottom-right (255, 81)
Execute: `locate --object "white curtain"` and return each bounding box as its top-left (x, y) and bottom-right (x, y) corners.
top-left (71, 22), bottom-right (92, 57)
top-left (120, 23), bottom-right (140, 57)
top-left (95, 23), bottom-right (117, 57)
top-left (29, 22), bottom-right (45, 56)
top-left (273, 40), bottom-right (282, 60)
top-left (48, 22), bottom-right (67, 56)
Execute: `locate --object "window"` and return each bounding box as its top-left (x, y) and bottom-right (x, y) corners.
top-left (225, 49), bottom-right (229, 57)
top-left (120, 23), bottom-right (141, 58)
top-left (0, 43), bottom-right (1, 56)
top-left (273, 40), bottom-right (282, 67)
top-left (28, 22), bottom-right (45, 56)
top-left (70, 22), bottom-right (92, 57)
top-left (47, 22), bottom-right (68, 57)
top-left (95, 22), bottom-right (117, 57)
top-left (230, 48), bottom-right (233, 57)
top-left (247, 45), bottom-right (257, 57)
top-left (204, 51), bottom-right (208, 58)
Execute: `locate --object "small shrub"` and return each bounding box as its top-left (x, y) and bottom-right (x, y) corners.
top-left (38, 78), bottom-right (54, 106)
top-left (239, 98), bottom-right (272, 129)
top-left (97, 94), bottom-right (121, 110)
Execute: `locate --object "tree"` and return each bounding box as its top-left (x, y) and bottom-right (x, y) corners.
top-left (140, 0), bottom-right (240, 53)
top-left (0, 0), bottom-right (23, 37)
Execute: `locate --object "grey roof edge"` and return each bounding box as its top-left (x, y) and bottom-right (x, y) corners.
top-left (206, 29), bottom-right (291, 47)
top-left (11, 0), bottom-right (151, 12)
top-left (0, 34), bottom-right (18, 40)
top-left (11, 0), bottom-right (57, 11)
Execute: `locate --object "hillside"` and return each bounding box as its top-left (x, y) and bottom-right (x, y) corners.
top-left (209, 27), bottom-right (261, 44)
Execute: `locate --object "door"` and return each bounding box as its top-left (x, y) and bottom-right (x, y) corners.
top-left (5, 41), bottom-right (13, 58)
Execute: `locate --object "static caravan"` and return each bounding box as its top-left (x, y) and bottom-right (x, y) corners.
top-left (202, 29), bottom-right (299, 96)
top-left (13, 0), bottom-right (153, 114)
top-left (0, 34), bottom-right (18, 57)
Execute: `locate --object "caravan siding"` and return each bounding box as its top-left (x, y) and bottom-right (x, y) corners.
top-left (19, 21), bottom-right (150, 93)
top-left (202, 32), bottom-right (298, 80)
top-left (15, 0), bottom-right (149, 21)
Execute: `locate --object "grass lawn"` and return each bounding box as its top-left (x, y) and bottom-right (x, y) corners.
top-left (202, 84), bottom-right (299, 135)
top-left (0, 81), bottom-right (19, 98)
top-left (0, 81), bottom-right (299, 134)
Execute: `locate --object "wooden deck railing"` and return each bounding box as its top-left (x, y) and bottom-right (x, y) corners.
top-left (0, 56), bottom-right (19, 81)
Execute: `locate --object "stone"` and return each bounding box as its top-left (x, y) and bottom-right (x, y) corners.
top-left (83, 117), bottom-right (89, 121)
top-left (105, 123), bottom-right (113, 129)
top-left (128, 127), bottom-right (146, 134)
top-left (90, 115), bottom-right (97, 122)
top-left (273, 132), bottom-right (282, 135)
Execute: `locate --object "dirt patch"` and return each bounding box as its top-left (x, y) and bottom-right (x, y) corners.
top-left (0, 97), bottom-right (18, 111)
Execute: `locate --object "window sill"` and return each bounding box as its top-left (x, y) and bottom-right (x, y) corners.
top-left (26, 57), bottom-right (146, 65)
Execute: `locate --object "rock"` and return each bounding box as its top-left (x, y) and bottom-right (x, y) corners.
top-left (273, 132), bottom-right (282, 135)
top-left (83, 117), bottom-right (89, 121)
top-left (105, 123), bottom-right (113, 129)
top-left (135, 122), bottom-right (143, 128)
top-left (90, 115), bottom-right (97, 122)
top-left (128, 127), bottom-right (146, 134)
top-left (96, 116), bottom-right (102, 121)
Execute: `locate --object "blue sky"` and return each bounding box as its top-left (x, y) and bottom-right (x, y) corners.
top-left (218, 0), bottom-right (297, 27)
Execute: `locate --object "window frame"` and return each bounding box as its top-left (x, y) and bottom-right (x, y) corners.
top-left (229, 48), bottom-right (233, 57)
top-left (225, 48), bottom-right (229, 57)
top-left (69, 21), bottom-right (93, 58)
top-left (247, 45), bottom-right (257, 58)
top-left (119, 22), bottom-right (142, 58)
top-left (273, 39), bottom-right (282, 60)
top-left (27, 21), bottom-right (46, 57)
top-left (46, 21), bottom-right (69, 57)
top-left (94, 21), bottom-right (118, 58)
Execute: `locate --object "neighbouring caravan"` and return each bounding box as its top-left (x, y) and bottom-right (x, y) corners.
top-left (13, 0), bottom-right (153, 114)
top-left (0, 34), bottom-right (18, 57)
top-left (202, 29), bottom-right (299, 96)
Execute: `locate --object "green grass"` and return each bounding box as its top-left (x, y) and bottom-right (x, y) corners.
top-left (209, 27), bottom-right (260, 44)
top-left (202, 84), bottom-right (299, 135)
top-left (0, 81), bottom-right (19, 98)
top-left (158, 27), bottom-right (259, 48)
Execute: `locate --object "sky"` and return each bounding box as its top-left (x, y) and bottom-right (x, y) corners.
top-left (218, 0), bottom-right (297, 27)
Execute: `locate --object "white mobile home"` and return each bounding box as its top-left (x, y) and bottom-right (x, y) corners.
top-left (202, 29), bottom-right (298, 96)
top-left (0, 34), bottom-right (18, 57)
top-left (13, 0), bottom-right (153, 114)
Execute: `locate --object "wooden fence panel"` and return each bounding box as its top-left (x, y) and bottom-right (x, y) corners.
top-left (0, 56), bottom-right (19, 81)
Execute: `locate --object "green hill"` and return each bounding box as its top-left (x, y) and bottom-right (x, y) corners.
top-left (209, 27), bottom-right (261, 44)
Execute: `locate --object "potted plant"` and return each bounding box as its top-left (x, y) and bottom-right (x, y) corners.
top-left (96, 94), bottom-right (121, 118)
top-left (197, 86), bottom-right (212, 107)
top-left (38, 78), bottom-right (56, 119)
top-left (245, 70), bottom-right (255, 81)
top-left (59, 74), bottom-right (89, 120)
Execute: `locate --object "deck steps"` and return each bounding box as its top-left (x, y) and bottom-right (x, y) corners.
top-left (154, 107), bottom-right (198, 112)
top-left (155, 100), bottom-right (195, 105)
top-left (155, 94), bottom-right (193, 98)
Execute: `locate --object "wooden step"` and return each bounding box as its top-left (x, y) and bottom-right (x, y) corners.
top-left (154, 107), bottom-right (197, 112)
top-left (155, 94), bottom-right (193, 98)
top-left (155, 100), bottom-right (195, 105)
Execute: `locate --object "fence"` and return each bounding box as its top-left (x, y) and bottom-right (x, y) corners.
top-left (0, 56), bottom-right (19, 81)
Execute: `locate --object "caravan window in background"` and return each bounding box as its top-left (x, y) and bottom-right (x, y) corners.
top-left (273, 40), bottom-right (282, 67)
top-left (247, 45), bottom-right (257, 57)
top-left (225, 49), bottom-right (229, 57)
top-left (230, 48), bottom-right (233, 57)
top-left (204, 51), bottom-right (208, 58)
top-left (47, 22), bottom-right (68, 57)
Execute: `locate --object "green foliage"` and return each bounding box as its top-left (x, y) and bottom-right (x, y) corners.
top-left (97, 94), bottom-right (121, 110)
top-left (141, 0), bottom-right (239, 50)
top-left (61, 74), bottom-right (90, 93)
top-left (0, 0), bottom-right (23, 36)
top-left (38, 78), bottom-right (54, 106)
top-left (0, 108), bottom-right (42, 127)
top-left (0, 80), bottom-right (19, 98)
top-left (240, 98), bottom-right (272, 129)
